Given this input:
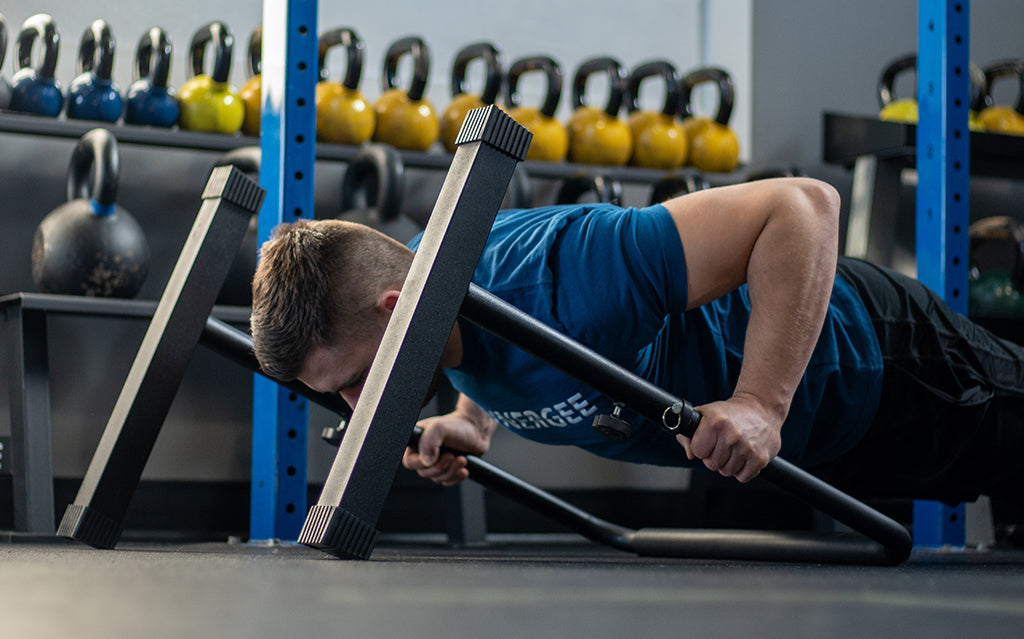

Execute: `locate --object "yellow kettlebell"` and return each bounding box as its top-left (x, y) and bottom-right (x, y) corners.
top-left (439, 42), bottom-right (503, 154)
top-left (566, 56), bottom-right (632, 166)
top-left (316, 27), bottom-right (375, 146)
top-left (680, 67), bottom-right (740, 174)
top-left (178, 22), bottom-right (244, 134)
top-left (372, 36), bottom-right (438, 152)
top-left (624, 60), bottom-right (687, 170)
top-left (976, 59), bottom-right (1024, 136)
top-left (505, 55), bottom-right (568, 162)
top-left (238, 25), bottom-right (262, 137)
top-left (877, 53), bottom-right (919, 124)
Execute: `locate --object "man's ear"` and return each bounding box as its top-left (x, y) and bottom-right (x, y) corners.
top-left (377, 289), bottom-right (401, 315)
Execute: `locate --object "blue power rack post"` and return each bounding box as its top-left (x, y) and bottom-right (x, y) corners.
top-left (251, 0), bottom-right (318, 541)
top-left (914, 0), bottom-right (970, 548)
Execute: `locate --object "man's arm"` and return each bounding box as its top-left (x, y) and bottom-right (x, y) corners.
top-left (403, 393), bottom-right (497, 486)
top-left (662, 177), bottom-right (841, 482)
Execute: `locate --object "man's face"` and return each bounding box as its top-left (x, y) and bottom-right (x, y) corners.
top-left (298, 331), bottom-right (384, 409)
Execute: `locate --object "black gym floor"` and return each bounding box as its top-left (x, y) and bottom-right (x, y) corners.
top-left (3, 536), bottom-right (1023, 638)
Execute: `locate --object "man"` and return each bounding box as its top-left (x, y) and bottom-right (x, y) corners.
top-left (251, 178), bottom-right (1023, 510)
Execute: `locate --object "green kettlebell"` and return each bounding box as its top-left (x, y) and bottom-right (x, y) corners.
top-left (968, 216), bottom-right (1024, 317)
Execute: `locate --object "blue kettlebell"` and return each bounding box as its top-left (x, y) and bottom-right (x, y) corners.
top-left (66, 19), bottom-right (123, 122)
top-left (31, 128), bottom-right (150, 298)
top-left (124, 27), bottom-right (179, 127)
top-left (0, 13), bottom-right (13, 110)
top-left (9, 13), bottom-right (63, 117)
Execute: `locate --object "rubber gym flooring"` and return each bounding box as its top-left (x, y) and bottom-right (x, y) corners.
top-left (3, 535), bottom-right (1022, 639)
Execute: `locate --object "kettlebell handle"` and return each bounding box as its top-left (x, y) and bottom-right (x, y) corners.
top-left (572, 56), bottom-right (627, 117)
top-left (189, 21), bottom-right (233, 84)
top-left (977, 59), bottom-right (1024, 113)
top-left (679, 67), bottom-right (734, 125)
top-left (340, 143), bottom-right (405, 223)
top-left (878, 53), bottom-right (916, 108)
top-left (382, 35), bottom-right (430, 101)
top-left (134, 27), bottom-right (172, 89)
top-left (77, 19), bottom-right (116, 80)
top-left (67, 128), bottom-right (119, 209)
top-left (16, 13), bottom-right (59, 79)
top-left (450, 41), bottom-right (503, 105)
top-left (247, 25), bottom-right (262, 78)
top-left (318, 27), bottom-right (363, 90)
top-left (969, 216), bottom-right (1024, 292)
top-left (624, 60), bottom-right (680, 117)
top-left (506, 55), bottom-right (563, 117)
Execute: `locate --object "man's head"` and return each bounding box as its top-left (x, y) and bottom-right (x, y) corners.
top-left (250, 219), bottom-right (414, 387)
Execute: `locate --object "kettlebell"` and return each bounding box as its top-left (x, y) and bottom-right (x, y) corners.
top-left (372, 36), bottom-right (439, 151)
top-left (566, 57), bottom-right (632, 167)
top-left (506, 55), bottom-right (567, 162)
top-left (8, 14), bottom-right (63, 117)
top-left (648, 170), bottom-right (710, 205)
top-left (31, 128), bottom-right (150, 298)
top-left (339, 143), bottom-right (405, 225)
top-left (624, 60), bottom-right (687, 170)
top-left (238, 26), bottom-right (263, 137)
top-left (968, 216), bottom-right (1024, 317)
top-left (178, 22), bottom-right (244, 134)
top-left (555, 172), bottom-right (622, 206)
top-left (211, 146), bottom-right (260, 306)
top-left (878, 53), bottom-right (986, 131)
top-left (315, 27), bottom-right (375, 146)
top-left (66, 20), bottom-right (124, 123)
top-left (680, 67), bottom-right (740, 174)
top-left (975, 59), bottom-right (1024, 136)
top-left (0, 13), bottom-right (12, 110)
top-left (124, 27), bottom-right (179, 128)
top-left (439, 42), bottom-right (503, 154)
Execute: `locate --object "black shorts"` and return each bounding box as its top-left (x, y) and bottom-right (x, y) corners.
top-left (809, 258), bottom-right (1024, 507)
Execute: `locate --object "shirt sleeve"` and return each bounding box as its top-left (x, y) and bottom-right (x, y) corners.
top-left (550, 204), bottom-right (688, 359)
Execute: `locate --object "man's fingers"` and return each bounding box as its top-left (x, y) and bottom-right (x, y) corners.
top-left (675, 434), bottom-right (695, 460)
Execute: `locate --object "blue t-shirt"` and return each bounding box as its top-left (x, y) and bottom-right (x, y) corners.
top-left (409, 204), bottom-right (883, 468)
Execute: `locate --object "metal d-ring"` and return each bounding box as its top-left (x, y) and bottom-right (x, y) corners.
top-left (661, 402), bottom-right (684, 432)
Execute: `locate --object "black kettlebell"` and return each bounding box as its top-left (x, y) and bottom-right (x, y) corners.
top-left (0, 13), bottom-right (12, 110)
top-left (66, 19), bottom-right (124, 122)
top-left (32, 128), bottom-right (150, 298)
top-left (648, 170), bottom-right (710, 205)
top-left (211, 146), bottom-right (261, 306)
top-left (9, 13), bottom-right (63, 117)
top-left (339, 143), bottom-right (405, 225)
top-left (555, 172), bottom-right (623, 206)
top-left (968, 216), bottom-right (1024, 317)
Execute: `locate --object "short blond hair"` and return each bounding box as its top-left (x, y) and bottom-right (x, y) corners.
top-left (250, 219), bottom-right (413, 381)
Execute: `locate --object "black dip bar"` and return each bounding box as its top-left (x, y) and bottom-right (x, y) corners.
top-left (57, 166), bottom-right (265, 548)
top-left (297, 106), bottom-right (532, 558)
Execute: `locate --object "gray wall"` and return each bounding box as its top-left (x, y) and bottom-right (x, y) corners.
top-left (0, 2), bottom-right (1022, 495)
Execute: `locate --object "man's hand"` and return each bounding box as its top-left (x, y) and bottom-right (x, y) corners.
top-left (675, 394), bottom-right (782, 483)
top-left (403, 396), bottom-right (495, 487)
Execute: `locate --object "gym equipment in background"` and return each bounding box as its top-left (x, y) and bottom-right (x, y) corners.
top-left (31, 128), bottom-right (149, 298)
top-left (439, 41), bottom-right (503, 154)
top-left (975, 59), bottom-right (1024, 135)
top-left (315, 27), bottom-right (375, 146)
top-left (566, 56), bottom-right (632, 167)
top-left (505, 55), bottom-right (568, 162)
top-left (238, 26), bottom-right (263, 137)
top-left (878, 53), bottom-right (986, 131)
top-left (680, 67), bottom-right (740, 174)
top-left (0, 13), bottom-right (12, 110)
top-left (178, 21), bottom-right (244, 134)
top-left (968, 216), bottom-right (1024, 317)
top-left (339, 143), bottom-right (406, 225)
top-left (65, 19), bottom-right (123, 123)
top-left (555, 172), bottom-right (623, 206)
top-left (57, 164), bottom-right (264, 549)
top-left (647, 170), bottom-right (710, 206)
top-left (624, 60), bottom-right (686, 170)
top-left (8, 13), bottom-right (63, 117)
top-left (210, 146), bottom-right (262, 307)
top-left (124, 27), bottom-right (179, 128)
top-left (372, 36), bottom-right (438, 151)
